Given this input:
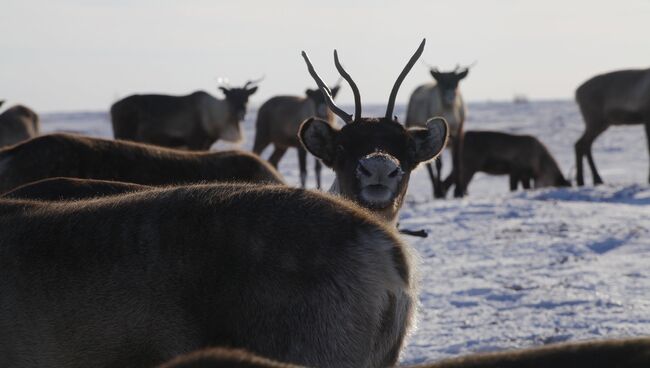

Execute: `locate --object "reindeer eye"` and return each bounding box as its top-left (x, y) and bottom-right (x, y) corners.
top-left (337, 145), bottom-right (345, 152)
top-left (388, 168), bottom-right (401, 178)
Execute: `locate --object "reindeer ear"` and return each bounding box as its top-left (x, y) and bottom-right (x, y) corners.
top-left (408, 117), bottom-right (449, 164)
top-left (457, 69), bottom-right (469, 80)
top-left (299, 118), bottom-right (338, 166)
top-left (219, 87), bottom-right (229, 95)
top-left (246, 86), bottom-right (258, 95)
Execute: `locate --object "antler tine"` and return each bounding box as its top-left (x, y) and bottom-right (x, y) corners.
top-left (244, 75), bottom-right (265, 88)
top-left (301, 51), bottom-right (353, 124)
top-left (385, 38), bottom-right (426, 120)
top-left (334, 76), bottom-right (344, 88)
top-left (334, 50), bottom-right (362, 121)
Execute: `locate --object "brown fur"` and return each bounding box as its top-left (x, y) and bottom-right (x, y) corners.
top-left (300, 40), bottom-right (448, 223)
top-left (406, 68), bottom-right (469, 198)
top-left (0, 183), bottom-right (416, 368)
top-left (0, 133), bottom-right (283, 194)
top-left (111, 86), bottom-right (257, 150)
top-left (444, 131), bottom-right (570, 194)
top-left (409, 337), bottom-right (650, 368)
top-left (158, 348), bottom-right (302, 368)
top-left (574, 68), bottom-right (650, 185)
top-left (253, 87), bottom-right (339, 189)
top-left (2, 177), bottom-right (149, 201)
top-left (155, 337), bottom-right (650, 368)
top-left (0, 104), bottom-right (39, 148)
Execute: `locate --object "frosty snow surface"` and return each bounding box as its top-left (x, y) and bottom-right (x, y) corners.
top-left (40, 100), bottom-right (650, 364)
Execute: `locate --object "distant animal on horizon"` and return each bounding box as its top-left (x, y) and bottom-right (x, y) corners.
top-left (299, 39), bottom-right (449, 223)
top-left (0, 134), bottom-right (283, 194)
top-left (443, 131), bottom-right (570, 194)
top-left (253, 83), bottom-right (341, 189)
top-left (0, 183), bottom-right (416, 368)
top-left (0, 101), bottom-right (39, 148)
top-left (111, 79), bottom-right (261, 150)
top-left (406, 64), bottom-right (471, 198)
top-left (575, 68), bottom-right (650, 186)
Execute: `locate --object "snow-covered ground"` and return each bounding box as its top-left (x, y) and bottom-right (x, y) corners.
top-left (39, 100), bottom-right (650, 365)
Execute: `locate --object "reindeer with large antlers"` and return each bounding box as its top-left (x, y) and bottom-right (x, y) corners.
top-left (111, 78), bottom-right (262, 150)
top-left (299, 39), bottom-right (449, 223)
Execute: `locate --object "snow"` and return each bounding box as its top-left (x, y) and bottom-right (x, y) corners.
top-left (39, 99), bottom-right (650, 365)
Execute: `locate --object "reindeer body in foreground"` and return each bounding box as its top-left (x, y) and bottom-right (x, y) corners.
top-left (0, 134), bottom-right (283, 194)
top-left (0, 184), bottom-right (416, 368)
top-left (156, 337), bottom-right (650, 368)
top-left (299, 39), bottom-right (449, 223)
top-left (253, 85), bottom-right (340, 188)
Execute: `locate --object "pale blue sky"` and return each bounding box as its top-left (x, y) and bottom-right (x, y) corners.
top-left (1, 0), bottom-right (649, 111)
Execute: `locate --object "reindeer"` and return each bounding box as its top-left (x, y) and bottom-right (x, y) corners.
top-left (158, 347), bottom-right (301, 368)
top-left (0, 183), bottom-right (417, 368)
top-left (405, 65), bottom-right (470, 198)
top-left (156, 336), bottom-right (650, 368)
top-left (1, 177), bottom-right (149, 201)
top-left (0, 102), bottom-right (39, 148)
top-left (575, 68), bottom-right (650, 186)
top-left (299, 39), bottom-right (449, 224)
top-left (111, 79), bottom-right (261, 150)
top-left (443, 131), bottom-right (570, 194)
top-left (253, 83), bottom-right (341, 189)
top-left (0, 134), bottom-right (283, 194)
top-left (411, 337), bottom-right (650, 368)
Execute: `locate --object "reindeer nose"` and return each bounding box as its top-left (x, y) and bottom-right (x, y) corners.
top-left (356, 153), bottom-right (403, 183)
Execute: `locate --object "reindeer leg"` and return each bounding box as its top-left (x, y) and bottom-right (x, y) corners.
top-left (315, 159), bottom-right (323, 190)
top-left (522, 176), bottom-right (531, 189)
top-left (586, 147), bottom-right (604, 185)
top-left (433, 157), bottom-right (445, 198)
top-left (576, 118), bottom-right (607, 186)
top-left (442, 172), bottom-right (454, 194)
top-left (297, 147), bottom-right (308, 188)
top-left (509, 173), bottom-right (519, 191)
top-left (267, 146), bottom-right (287, 169)
top-left (452, 140), bottom-right (464, 198)
top-left (425, 162), bottom-right (438, 199)
top-left (646, 122), bottom-right (650, 183)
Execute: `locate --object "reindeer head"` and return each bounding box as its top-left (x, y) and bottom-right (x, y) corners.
top-left (300, 39), bottom-right (449, 223)
top-left (219, 78), bottom-right (262, 121)
top-left (306, 83), bottom-right (341, 120)
top-left (430, 65), bottom-right (470, 107)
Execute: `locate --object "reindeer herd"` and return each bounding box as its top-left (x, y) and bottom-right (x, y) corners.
top-left (1, 39), bottom-right (650, 368)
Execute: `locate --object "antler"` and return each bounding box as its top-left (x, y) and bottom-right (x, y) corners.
top-left (334, 50), bottom-right (361, 121)
top-left (301, 51), bottom-right (353, 124)
top-left (385, 38), bottom-right (426, 120)
top-left (244, 75), bottom-right (265, 89)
